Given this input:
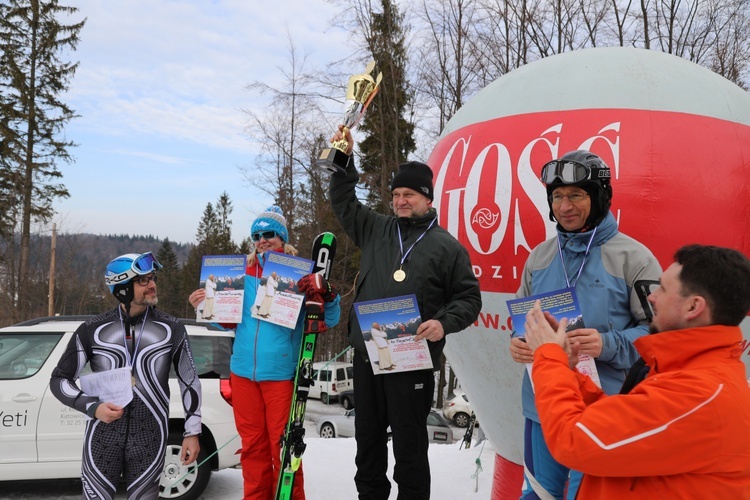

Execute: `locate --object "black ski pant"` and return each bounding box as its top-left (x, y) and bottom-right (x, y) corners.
top-left (353, 351), bottom-right (434, 500)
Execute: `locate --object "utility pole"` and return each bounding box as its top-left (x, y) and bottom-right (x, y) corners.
top-left (48, 223), bottom-right (56, 316)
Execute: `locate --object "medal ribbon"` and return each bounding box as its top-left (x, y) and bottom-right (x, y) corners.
top-left (556, 226), bottom-right (597, 288)
top-left (118, 307), bottom-right (149, 375)
top-left (396, 217), bottom-right (437, 273)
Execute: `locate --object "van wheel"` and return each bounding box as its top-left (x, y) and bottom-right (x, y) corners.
top-left (341, 395), bottom-right (353, 410)
top-left (321, 392), bottom-right (330, 404)
top-left (159, 432), bottom-right (211, 500)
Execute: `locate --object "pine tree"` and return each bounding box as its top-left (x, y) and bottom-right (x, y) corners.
top-left (0, 0), bottom-right (85, 321)
top-left (239, 237), bottom-right (253, 255)
top-left (181, 194), bottom-right (240, 312)
top-left (156, 239), bottom-right (183, 317)
top-left (357, 0), bottom-right (416, 214)
top-left (0, 113), bottom-right (19, 240)
top-left (213, 192), bottom-right (237, 255)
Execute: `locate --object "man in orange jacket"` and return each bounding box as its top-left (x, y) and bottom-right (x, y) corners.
top-left (524, 244), bottom-right (750, 498)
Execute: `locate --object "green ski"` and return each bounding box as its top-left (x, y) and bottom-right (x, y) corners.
top-left (275, 231), bottom-right (337, 500)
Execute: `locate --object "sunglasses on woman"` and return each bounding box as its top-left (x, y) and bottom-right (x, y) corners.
top-left (252, 230), bottom-right (277, 242)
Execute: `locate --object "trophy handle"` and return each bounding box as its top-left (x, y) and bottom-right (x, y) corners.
top-left (330, 126), bottom-right (351, 153)
top-left (362, 86), bottom-right (380, 111)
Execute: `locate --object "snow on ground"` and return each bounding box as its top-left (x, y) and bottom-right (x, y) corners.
top-left (202, 436), bottom-right (496, 499)
top-left (1, 401), bottom-right (496, 499)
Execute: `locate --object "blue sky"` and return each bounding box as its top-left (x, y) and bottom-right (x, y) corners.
top-left (55, 0), bottom-right (352, 244)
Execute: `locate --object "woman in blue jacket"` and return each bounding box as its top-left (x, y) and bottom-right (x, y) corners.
top-left (190, 206), bottom-right (340, 500)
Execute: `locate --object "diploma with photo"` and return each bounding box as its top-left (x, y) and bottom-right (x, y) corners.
top-left (251, 252), bottom-right (314, 329)
top-left (506, 287), bottom-right (601, 389)
top-left (354, 294), bottom-right (433, 375)
top-left (197, 255), bottom-right (247, 323)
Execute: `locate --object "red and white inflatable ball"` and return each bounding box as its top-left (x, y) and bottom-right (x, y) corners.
top-left (427, 46), bottom-right (750, 498)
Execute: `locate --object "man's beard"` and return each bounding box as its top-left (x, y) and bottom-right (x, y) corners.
top-left (134, 295), bottom-right (158, 308)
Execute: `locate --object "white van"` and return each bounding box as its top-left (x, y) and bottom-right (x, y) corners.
top-left (309, 361), bottom-right (353, 404)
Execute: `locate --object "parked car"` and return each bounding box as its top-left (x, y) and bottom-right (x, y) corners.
top-left (317, 409), bottom-right (457, 443)
top-left (442, 391), bottom-right (475, 428)
top-left (308, 361), bottom-right (353, 404)
top-left (0, 316), bottom-right (240, 500)
top-left (338, 390), bottom-right (355, 410)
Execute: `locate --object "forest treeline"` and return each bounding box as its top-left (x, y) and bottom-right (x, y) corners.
top-left (0, 232), bottom-right (190, 319)
top-left (0, 191), bottom-right (354, 365)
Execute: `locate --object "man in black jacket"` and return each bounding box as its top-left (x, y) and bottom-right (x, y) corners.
top-left (329, 125), bottom-right (481, 500)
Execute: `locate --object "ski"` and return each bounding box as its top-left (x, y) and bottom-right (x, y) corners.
top-left (275, 232), bottom-right (337, 500)
top-left (460, 412), bottom-right (477, 449)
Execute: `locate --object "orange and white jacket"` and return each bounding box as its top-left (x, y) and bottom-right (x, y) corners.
top-left (532, 325), bottom-right (750, 499)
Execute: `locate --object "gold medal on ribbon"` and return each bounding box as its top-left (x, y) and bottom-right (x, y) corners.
top-left (393, 218), bottom-right (436, 284)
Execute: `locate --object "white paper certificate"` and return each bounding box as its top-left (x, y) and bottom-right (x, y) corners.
top-left (79, 367), bottom-right (134, 408)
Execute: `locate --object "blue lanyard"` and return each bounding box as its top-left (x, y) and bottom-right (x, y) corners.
top-left (556, 226), bottom-right (598, 288)
top-left (396, 218), bottom-right (437, 269)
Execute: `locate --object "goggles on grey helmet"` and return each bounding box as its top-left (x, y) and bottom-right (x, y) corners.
top-left (540, 159), bottom-right (611, 185)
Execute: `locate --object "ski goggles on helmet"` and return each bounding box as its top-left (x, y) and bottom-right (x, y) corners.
top-left (252, 230), bottom-right (278, 241)
top-left (105, 252), bottom-right (163, 286)
top-left (540, 159), bottom-right (609, 185)
top-left (132, 252), bottom-right (163, 274)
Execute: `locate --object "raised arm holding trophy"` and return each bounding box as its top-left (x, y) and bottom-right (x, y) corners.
top-left (315, 61), bottom-right (382, 174)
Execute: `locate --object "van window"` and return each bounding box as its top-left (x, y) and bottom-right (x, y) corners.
top-left (336, 367), bottom-right (346, 380)
top-left (318, 369), bottom-right (332, 382)
top-left (346, 366), bottom-right (354, 379)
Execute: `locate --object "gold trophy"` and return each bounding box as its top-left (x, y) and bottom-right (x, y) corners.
top-left (316, 61), bottom-right (383, 174)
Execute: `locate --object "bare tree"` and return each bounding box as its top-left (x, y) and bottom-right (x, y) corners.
top-left (606, 0), bottom-right (638, 46)
top-left (471, 0), bottom-right (531, 84)
top-left (706, 0), bottom-right (750, 88)
top-left (241, 32), bottom-right (324, 241)
top-left (413, 0), bottom-right (484, 142)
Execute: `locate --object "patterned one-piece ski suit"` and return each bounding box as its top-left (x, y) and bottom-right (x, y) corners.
top-left (50, 306), bottom-right (202, 500)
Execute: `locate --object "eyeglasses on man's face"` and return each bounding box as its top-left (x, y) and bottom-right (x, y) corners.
top-left (549, 192), bottom-right (589, 205)
top-left (134, 274), bottom-right (158, 286)
top-left (252, 230), bottom-right (277, 242)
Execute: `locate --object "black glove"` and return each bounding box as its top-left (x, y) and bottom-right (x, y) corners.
top-left (302, 299), bottom-right (327, 334)
top-left (297, 274), bottom-right (338, 334)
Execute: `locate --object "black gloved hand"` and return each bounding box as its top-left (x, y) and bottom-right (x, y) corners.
top-left (302, 299), bottom-right (327, 334)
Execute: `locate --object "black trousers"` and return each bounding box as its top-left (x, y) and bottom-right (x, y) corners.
top-left (353, 351), bottom-right (435, 500)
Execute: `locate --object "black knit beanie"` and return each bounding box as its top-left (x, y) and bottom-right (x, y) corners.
top-left (391, 161), bottom-right (434, 201)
